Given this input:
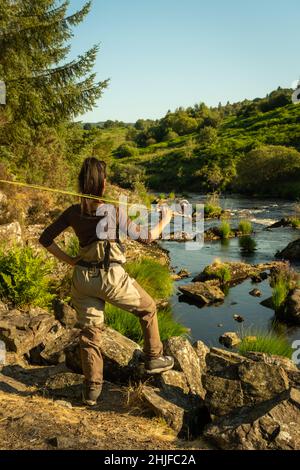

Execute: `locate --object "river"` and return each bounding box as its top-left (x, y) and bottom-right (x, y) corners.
top-left (159, 194), bottom-right (300, 348)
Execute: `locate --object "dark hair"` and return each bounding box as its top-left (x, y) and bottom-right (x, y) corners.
top-left (78, 157), bottom-right (107, 215)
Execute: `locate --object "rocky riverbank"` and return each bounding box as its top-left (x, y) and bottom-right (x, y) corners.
top-left (1, 299), bottom-right (300, 450)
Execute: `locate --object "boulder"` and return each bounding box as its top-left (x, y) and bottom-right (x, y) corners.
top-left (0, 308), bottom-right (58, 356)
top-left (53, 299), bottom-right (78, 329)
top-left (203, 357), bottom-right (290, 417)
top-left (204, 388), bottom-right (300, 450)
top-left (193, 261), bottom-right (286, 287)
top-left (276, 239), bottom-right (300, 261)
top-left (44, 372), bottom-right (84, 399)
top-left (164, 336), bottom-right (206, 399)
top-left (140, 385), bottom-right (209, 437)
top-left (193, 340), bottom-right (209, 372)
top-left (173, 268), bottom-right (191, 280)
top-left (0, 221), bottom-right (22, 244)
top-left (281, 288), bottom-right (300, 324)
top-left (30, 327), bottom-right (80, 365)
top-left (178, 280), bottom-right (225, 306)
top-left (219, 332), bottom-right (241, 348)
top-left (249, 288), bottom-right (262, 297)
top-left (65, 326), bottom-right (144, 383)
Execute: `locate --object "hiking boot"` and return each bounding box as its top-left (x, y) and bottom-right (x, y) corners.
top-left (82, 381), bottom-right (102, 406)
top-left (145, 355), bottom-right (174, 374)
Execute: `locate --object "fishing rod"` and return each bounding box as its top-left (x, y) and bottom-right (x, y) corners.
top-left (0, 179), bottom-right (186, 216)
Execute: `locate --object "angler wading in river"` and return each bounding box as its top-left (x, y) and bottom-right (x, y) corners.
top-left (39, 157), bottom-right (174, 406)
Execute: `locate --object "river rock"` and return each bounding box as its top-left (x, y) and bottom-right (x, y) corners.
top-left (276, 239), bottom-right (300, 261)
top-left (193, 261), bottom-right (286, 287)
top-left (65, 326), bottom-right (144, 383)
top-left (0, 308), bottom-right (58, 356)
top-left (164, 336), bottom-right (205, 399)
top-left (219, 332), bottom-right (241, 348)
top-left (280, 288), bottom-right (300, 324)
top-left (233, 315), bottom-right (244, 323)
top-left (0, 221), bottom-right (22, 244)
top-left (204, 388), bottom-right (300, 450)
top-left (178, 280), bottom-right (225, 306)
top-left (249, 288), bottom-right (262, 297)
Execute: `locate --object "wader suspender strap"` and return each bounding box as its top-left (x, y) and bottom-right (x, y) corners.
top-left (103, 207), bottom-right (121, 272)
top-left (103, 240), bottom-right (111, 272)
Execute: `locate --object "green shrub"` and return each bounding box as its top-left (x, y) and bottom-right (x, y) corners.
top-left (204, 204), bottom-right (222, 219)
top-left (125, 257), bottom-right (173, 300)
top-left (0, 245), bottom-right (55, 308)
top-left (290, 217), bottom-right (300, 228)
top-left (238, 331), bottom-right (293, 359)
top-left (272, 276), bottom-right (290, 312)
top-left (238, 220), bottom-right (253, 235)
top-left (105, 304), bottom-right (188, 344)
top-left (218, 221), bottom-right (231, 239)
top-left (239, 235), bottom-right (257, 253)
top-left (114, 143), bottom-right (137, 158)
top-left (65, 235), bottom-right (80, 257)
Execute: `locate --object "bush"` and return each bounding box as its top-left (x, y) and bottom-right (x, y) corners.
top-left (114, 144), bottom-right (137, 158)
top-left (238, 220), bottom-right (253, 235)
top-left (109, 162), bottom-right (145, 189)
top-left (65, 235), bottom-right (80, 257)
top-left (238, 331), bottom-right (293, 359)
top-left (204, 193), bottom-right (222, 218)
top-left (0, 245), bottom-right (55, 308)
top-left (290, 217), bottom-right (300, 228)
top-left (218, 221), bottom-right (231, 239)
top-left (239, 235), bottom-right (257, 253)
top-left (204, 204), bottom-right (222, 219)
top-left (125, 257), bottom-right (173, 300)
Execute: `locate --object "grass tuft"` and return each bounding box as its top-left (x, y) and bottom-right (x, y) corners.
top-left (238, 330), bottom-right (293, 359)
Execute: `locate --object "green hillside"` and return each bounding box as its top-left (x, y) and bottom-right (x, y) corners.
top-left (107, 99), bottom-right (300, 198)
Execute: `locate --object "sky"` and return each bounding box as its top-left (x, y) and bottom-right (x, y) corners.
top-left (69, 0), bottom-right (300, 123)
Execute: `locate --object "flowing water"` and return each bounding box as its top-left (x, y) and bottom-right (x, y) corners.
top-left (159, 194), bottom-right (300, 348)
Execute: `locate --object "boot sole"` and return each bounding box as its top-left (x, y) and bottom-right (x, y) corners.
top-left (82, 391), bottom-right (98, 406)
top-left (145, 363), bottom-right (174, 374)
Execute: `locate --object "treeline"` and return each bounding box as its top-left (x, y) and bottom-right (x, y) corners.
top-left (108, 88), bottom-right (300, 198)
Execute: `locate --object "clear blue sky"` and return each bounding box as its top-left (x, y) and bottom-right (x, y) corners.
top-left (69, 0), bottom-right (300, 123)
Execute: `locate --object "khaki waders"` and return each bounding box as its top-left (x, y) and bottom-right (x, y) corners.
top-left (70, 241), bottom-right (163, 386)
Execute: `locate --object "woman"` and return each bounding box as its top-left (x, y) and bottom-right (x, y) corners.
top-left (39, 157), bottom-right (174, 406)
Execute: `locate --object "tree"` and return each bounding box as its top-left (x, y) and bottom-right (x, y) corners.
top-left (236, 145), bottom-right (300, 194)
top-left (0, 0), bottom-right (108, 185)
top-left (0, 0), bottom-right (108, 128)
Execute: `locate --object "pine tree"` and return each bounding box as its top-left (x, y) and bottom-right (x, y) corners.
top-left (0, 0), bottom-right (109, 186)
top-left (0, 0), bottom-right (109, 127)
